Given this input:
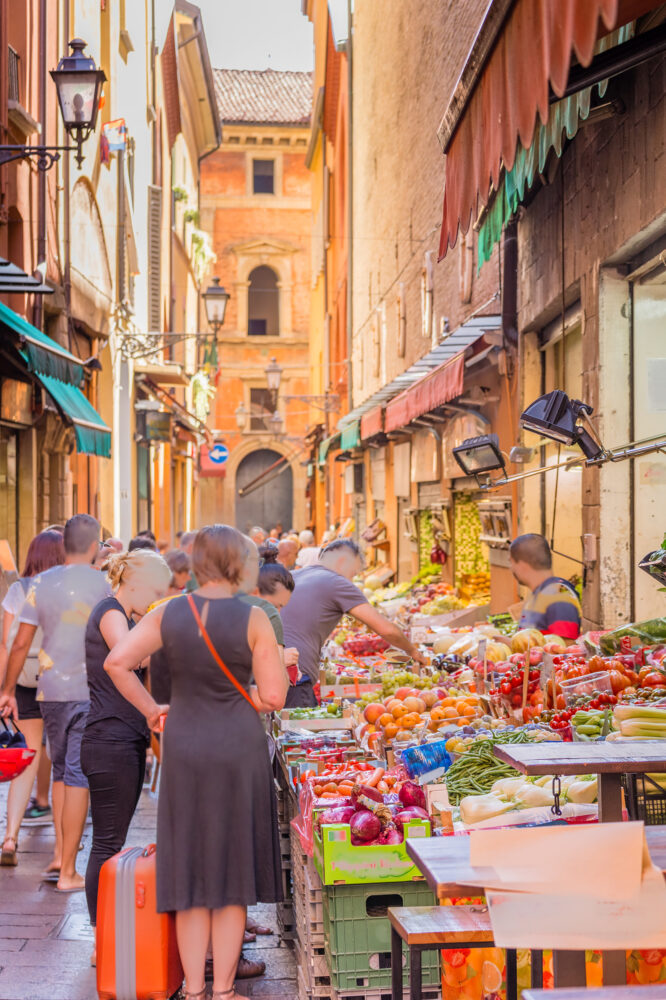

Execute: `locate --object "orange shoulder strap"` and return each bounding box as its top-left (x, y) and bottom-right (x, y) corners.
top-left (187, 595), bottom-right (259, 713)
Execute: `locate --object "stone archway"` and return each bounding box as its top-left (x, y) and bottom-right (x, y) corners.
top-left (235, 448), bottom-right (294, 533)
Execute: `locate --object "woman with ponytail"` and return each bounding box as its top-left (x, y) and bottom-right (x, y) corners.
top-left (81, 548), bottom-right (171, 955)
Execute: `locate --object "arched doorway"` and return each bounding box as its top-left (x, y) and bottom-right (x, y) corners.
top-left (235, 449), bottom-right (293, 533)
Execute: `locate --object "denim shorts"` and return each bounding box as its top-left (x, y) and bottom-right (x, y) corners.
top-left (39, 700), bottom-right (90, 789)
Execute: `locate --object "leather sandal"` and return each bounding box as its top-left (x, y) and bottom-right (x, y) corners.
top-left (211, 991), bottom-right (240, 1000)
top-left (236, 954), bottom-right (266, 978)
top-left (1, 836), bottom-right (18, 866)
top-left (183, 989), bottom-right (207, 1000)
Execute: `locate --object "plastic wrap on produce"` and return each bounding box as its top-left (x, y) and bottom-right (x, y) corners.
top-left (450, 803), bottom-right (598, 834)
top-left (400, 739), bottom-right (452, 779)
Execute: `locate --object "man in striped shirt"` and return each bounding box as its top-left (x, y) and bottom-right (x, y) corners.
top-left (509, 533), bottom-right (582, 642)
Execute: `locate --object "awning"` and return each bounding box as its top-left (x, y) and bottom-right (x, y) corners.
top-left (360, 406), bottom-right (383, 441)
top-left (38, 373), bottom-right (111, 457)
top-left (338, 314), bottom-right (502, 433)
top-left (385, 353), bottom-right (465, 434)
top-left (0, 300), bottom-right (84, 384)
top-left (438, 0), bottom-right (658, 256)
top-left (318, 432), bottom-right (341, 465)
top-left (340, 421), bottom-right (360, 450)
top-left (138, 375), bottom-right (212, 445)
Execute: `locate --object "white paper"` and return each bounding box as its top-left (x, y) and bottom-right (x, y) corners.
top-left (486, 864), bottom-right (666, 950)
top-left (469, 822), bottom-right (644, 900)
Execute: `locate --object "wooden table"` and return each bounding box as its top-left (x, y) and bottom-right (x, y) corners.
top-left (406, 827), bottom-right (666, 990)
top-left (493, 742), bottom-right (666, 823)
top-left (523, 989), bottom-right (666, 1000)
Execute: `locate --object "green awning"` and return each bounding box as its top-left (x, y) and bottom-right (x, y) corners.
top-left (318, 432), bottom-right (341, 465)
top-left (0, 300), bottom-right (84, 385)
top-left (478, 23), bottom-right (633, 270)
top-left (340, 421), bottom-right (360, 450)
top-left (37, 373), bottom-right (111, 457)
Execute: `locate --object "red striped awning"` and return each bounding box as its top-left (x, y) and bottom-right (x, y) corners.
top-left (360, 406), bottom-right (384, 440)
top-left (439, 0), bottom-right (659, 257)
top-left (384, 354), bottom-right (465, 434)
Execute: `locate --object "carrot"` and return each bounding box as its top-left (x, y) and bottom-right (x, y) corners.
top-left (319, 791), bottom-right (341, 799)
top-left (365, 767), bottom-right (385, 788)
top-left (314, 785), bottom-right (324, 796)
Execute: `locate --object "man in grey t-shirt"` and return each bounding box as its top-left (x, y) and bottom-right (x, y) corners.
top-left (0, 514), bottom-right (111, 891)
top-left (282, 539), bottom-right (425, 707)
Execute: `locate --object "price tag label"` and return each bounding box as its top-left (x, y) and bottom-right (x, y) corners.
top-left (411, 627), bottom-right (428, 644)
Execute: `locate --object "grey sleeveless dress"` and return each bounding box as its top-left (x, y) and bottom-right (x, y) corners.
top-left (155, 594), bottom-right (283, 912)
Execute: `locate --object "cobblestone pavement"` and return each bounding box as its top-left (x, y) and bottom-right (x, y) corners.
top-left (0, 783), bottom-right (297, 1000)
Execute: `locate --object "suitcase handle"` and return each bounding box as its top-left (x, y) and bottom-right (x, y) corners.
top-left (142, 844), bottom-right (156, 859)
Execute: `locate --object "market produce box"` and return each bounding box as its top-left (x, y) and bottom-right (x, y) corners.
top-left (320, 683), bottom-right (383, 698)
top-left (279, 709), bottom-right (353, 731)
top-left (323, 879), bottom-right (440, 992)
top-left (313, 819), bottom-right (430, 885)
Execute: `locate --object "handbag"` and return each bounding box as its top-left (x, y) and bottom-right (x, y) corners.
top-left (187, 595), bottom-right (259, 713)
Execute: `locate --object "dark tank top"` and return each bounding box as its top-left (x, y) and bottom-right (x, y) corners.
top-left (84, 596), bottom-right (149, 743)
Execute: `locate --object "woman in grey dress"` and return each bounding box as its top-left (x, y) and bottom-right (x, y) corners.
top-left (105, 525), bottom-right (288, 1000)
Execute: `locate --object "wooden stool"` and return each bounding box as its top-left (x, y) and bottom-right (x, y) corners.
top-left (388, 904), bottom-right (518, 1000)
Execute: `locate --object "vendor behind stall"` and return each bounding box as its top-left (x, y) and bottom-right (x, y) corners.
top-left (282, 538), bottom-right (426, 707)
top-left (509, 533), bottom-right (582, 641)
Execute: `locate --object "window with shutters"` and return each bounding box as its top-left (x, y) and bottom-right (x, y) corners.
top-left (147, 185), bottom-right (162, 332)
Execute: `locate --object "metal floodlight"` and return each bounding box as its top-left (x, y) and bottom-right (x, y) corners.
top-left (520, 390), bottom-right (604, 459)
top-left (202, 277), bottom-right (230, 332)
top-left (265, 357), bottom-right (283, 394)
top-left (452, 433), bottom-right (506, 476)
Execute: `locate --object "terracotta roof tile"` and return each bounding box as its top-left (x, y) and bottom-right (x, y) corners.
top-left (214, 68), bottom-right (313, 127)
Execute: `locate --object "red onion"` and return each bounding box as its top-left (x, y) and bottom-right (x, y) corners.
top-left (379, 827), bottom-right (404, 845)
top-left (318, 806), bottom-right (356, 828)
top-left (394, 806), bottom-right (430, 831)
top-left (350, 809), bottom-right (381, 843)
top-left (398, 781), bottom-right (426, 810)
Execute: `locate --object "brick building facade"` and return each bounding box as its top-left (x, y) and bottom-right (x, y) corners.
top-left (199, 70), bottom-right (313, 532)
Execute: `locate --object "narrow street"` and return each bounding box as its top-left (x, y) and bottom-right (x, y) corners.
top-left (0, 784), bottom-right (297, 1000)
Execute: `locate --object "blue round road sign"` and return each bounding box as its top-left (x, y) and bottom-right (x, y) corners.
top-left (208, 443), bottom-right (229, 465)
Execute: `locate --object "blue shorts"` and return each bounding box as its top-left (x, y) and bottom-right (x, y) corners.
top-left (40, 700), bottom-right (89, 789)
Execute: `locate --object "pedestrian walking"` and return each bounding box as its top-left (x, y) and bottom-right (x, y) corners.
top-left (81, 548), bottom-right (170, 958)
top-left (276, 538), bottom-right (298, 570)
top-left (0, 529), bottom-right (65, 865)
top-left (104, 524), bottom-right (287, 1000)
top-left (295, 529), bottom-right (320, 568)
top-left (282, 538), bottom-right (426, 707)
top-left (0, 514), bottom-right (111, 891)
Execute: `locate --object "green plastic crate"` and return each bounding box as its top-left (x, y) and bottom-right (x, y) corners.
top-left (313, 819), bottom-right (431, 884)
top-left (323, 880), bottom-right (440, 992)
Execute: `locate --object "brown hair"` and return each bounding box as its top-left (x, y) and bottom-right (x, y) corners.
top-left (509, 533), bottom-right (552, 570)
top-left (22, 530), bottom-right (65, 578)
top-left (192, 524), bottom-right (247, 586)
top-left (63, 513), bottom-right (100, 555)
top-left (165, 549), bottom-right (190, 576)
top-left (105, 549), bottom-right (171, 590)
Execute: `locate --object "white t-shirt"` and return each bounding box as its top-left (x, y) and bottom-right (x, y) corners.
top-left (295, 546), bottom-right (321, 568)
top-left (2, 579), bottom-right (42, 686)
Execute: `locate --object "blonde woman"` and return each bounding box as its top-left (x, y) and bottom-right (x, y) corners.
top-left (81, 549), bottom-right (171, 941)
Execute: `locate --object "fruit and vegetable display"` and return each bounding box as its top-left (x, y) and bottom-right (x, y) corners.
top-left (454, 497), bottom-right (490, 583)
top-left (287, 704), bottom-right (343, 720)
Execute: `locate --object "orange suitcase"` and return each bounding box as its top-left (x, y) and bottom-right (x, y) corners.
top-left (96, 844), bottom-right (183, 1000)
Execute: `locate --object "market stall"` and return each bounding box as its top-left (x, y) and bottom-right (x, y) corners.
top-left (274, 562), bottom-right (666, 1000)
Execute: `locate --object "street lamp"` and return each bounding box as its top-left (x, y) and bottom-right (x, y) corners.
top-left (269, 411), bottom-right (284, 435)
top-left (0, 38), bottom-right (105, 172)
top-left (265, 357), bottom-right (283, 394)
top-left (203, 277), bottom-right (230, 336)
top-left (235, 403), bottom-right (248, 431)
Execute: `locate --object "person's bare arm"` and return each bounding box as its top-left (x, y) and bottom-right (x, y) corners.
top-left (349, 603), bottom-right (426, 665)
top-left (104, 606), bottom-right (168, 730)
top-left (0, 622), bottom-right (38, 719)
top-left (248, 606), bottom-right (288, 712)
top-left (0, 608), bottom-right (15, 687)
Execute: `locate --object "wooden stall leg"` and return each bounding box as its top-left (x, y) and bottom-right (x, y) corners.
top-left (552, 950), bottom-right (587, 987)
top-left (409, 945), bottom-right (422, 1000)
top-left (391, 926), bottom-right (403, 1000)
top-left (602, 950), bottom-right (627, 987)
top-left (598, 773), bottom-right (623, 823)
top-left (531, 949), bottom-right (543, 989)
top-left (505, 948), bottom-right (518, 1000)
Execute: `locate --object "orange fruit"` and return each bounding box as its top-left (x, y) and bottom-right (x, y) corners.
top-left (391, 703), bottom-right (408, 720)
top-left (462, 704), bottom-right (476, 717)
top-left (383, 722), bottom-right (399, 740)
top-left (442, 706), bottom-right (458, 719)
top-left (378, 713), bottom-right (394, 729)
top-left (442, 696), bottom-right (456, 707)
top-left (363, 703), bottom-right (386, 725)
top-left (430, 706), bottom-right (446, 722)
top-left (386, 699), bottom-right (403, 714)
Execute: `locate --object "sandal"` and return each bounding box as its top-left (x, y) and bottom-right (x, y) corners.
top-left (212, 992), bottom-right (240, 1000)
top-left (183, 989), bottom-right (207, 1000)
top-left (1, 836), bottom-right (18, 866)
